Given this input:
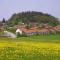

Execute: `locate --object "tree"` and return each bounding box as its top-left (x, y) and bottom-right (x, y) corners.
top-left (2, 18), bottom-right (6, 23)
top-left (7, 11), bottom-right (60, 26)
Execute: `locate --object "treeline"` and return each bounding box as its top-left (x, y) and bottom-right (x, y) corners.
top-left (7, 11), bottom-right (60, 26)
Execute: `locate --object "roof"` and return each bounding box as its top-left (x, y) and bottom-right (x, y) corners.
top-left (15, 23), bottom-right (51, 34)
top-left (37, 29), bottom-right (49, 33)
top-left (20, 28), bottom-right (37, 33)
top-left (17, 27), bottom-right (49, 34)
top-left (53, 25), bottom-right (60, 31)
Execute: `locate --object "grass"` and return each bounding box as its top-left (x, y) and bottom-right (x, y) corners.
top-left (0, 34), bottom-right (60, 42)
top-left (16, 34), bottom-right (60, 43)
top-left (0, 34), bottom-right (60, 60)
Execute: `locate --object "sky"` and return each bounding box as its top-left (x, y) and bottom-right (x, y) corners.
top-left (0, 0), bottom-right (60, 20)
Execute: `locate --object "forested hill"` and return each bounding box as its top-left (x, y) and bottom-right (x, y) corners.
top-left (7, 11), bottom-right (59, 26)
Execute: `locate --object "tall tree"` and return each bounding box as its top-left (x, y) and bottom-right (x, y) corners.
top-left (2, 18), bottom-right (6, 23)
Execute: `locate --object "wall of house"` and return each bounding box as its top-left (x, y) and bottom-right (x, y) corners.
top-left (16, 29), bottom-right (22, 35)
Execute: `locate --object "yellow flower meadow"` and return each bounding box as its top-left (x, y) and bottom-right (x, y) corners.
top-left (0, 38), bottom-right (60, 60)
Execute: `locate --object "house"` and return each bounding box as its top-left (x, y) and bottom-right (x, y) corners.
top-left (43, 25), bottom-right (60, 34)
top-left (16, 25), bottom-right (49, 35)
top-left (14, 23), bottom-right (26, 29)
top-left (22, 28), bottom-right (37, 35)
top-left (16, 27), bottom-right (37, 35)
top-left (16, 29), bottom-right (22, 35)
top-left (37, 28), bottom-right (49, 35)
top-left (53, 25), bottom-right (60, 32)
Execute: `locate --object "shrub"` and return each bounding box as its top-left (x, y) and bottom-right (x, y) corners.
top-left (16, 32), bottom-right (27, 38)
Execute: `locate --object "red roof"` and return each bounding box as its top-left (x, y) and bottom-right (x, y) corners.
top-left (16, 25), bottom-right (49, 34)
top-left (20, 28), bottom-right (37, 33)
top-left (53, 25), bottom-right (60, 31)
top-left (37, 29), bottom-right (49, 33)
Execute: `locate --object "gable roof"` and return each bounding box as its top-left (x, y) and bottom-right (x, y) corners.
top-left (15, 24), bottom-right (53, 34)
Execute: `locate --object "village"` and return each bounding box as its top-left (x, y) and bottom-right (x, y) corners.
top-left (0, 20), bottom-right (60, 38)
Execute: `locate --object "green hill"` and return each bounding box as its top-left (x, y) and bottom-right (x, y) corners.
top-left (7, 11), bottom-right (59, 27)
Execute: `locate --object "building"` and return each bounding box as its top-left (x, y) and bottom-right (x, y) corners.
top-left (16, 25), bottom-right (49, 35)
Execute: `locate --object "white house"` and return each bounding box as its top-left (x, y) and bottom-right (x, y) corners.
top-left (16, 29), bottom-right (22, 35)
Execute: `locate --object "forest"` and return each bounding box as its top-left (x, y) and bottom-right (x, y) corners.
top-left (7, 11), bottom-right (60, 27)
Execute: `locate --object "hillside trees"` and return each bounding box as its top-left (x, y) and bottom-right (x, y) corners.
top-left (7, 11), bottom-right (59, 27)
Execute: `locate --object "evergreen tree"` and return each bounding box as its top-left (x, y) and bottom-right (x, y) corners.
top-left (2, 18), bottom-right (6, 23)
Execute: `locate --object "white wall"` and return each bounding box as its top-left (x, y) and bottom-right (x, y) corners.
top-left (16, 29), bottom-right (22, 35)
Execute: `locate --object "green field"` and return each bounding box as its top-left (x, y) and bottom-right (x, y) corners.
top-left (0, 35), bottom-right (60, 60)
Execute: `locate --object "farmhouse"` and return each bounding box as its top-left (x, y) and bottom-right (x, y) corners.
top-left (53, 25), bottom-right (60, 32)
top-left (16, 28), bottom-right (37, 35)
top-left (16, 24), bottom-right (49, 35)
top-left (37, 29), bottom-right (49, 35)
top-left (16, 29), bottom-right (22, 35)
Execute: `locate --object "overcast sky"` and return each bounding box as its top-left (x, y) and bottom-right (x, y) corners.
top-left (0, 0), bottom-right (60, 20)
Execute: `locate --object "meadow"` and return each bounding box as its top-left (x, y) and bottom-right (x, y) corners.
top-left (0, 34), bottom-right (60, 60)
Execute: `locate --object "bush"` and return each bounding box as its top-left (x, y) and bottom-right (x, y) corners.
top-left (16, 32), bottom-right (27, 38)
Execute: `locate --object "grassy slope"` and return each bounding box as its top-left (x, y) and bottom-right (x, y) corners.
top-left (0, 35), bottom-right (60, 60)
top-left (16, 34), bottom-right (60, 43)
top-left (1, 34), bottom-right (60, 42)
